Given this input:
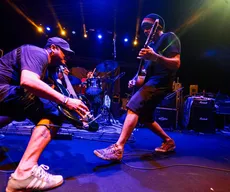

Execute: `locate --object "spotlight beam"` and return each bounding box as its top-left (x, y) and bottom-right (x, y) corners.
top-left (6, 0), bottom-right (41, 31)
top-left (134, 0), bottom-right (143, 44)
top-left (47, 0), bottom-right (64, 35)
top-left (80, 0), bottom-right (87, 37)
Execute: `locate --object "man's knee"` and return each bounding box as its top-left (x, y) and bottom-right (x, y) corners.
top-left (127, 109), bottom-right (139, 115)
top-left (35, 119), bottom-right (61, 138)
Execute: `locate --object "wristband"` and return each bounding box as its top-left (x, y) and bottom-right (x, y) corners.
top-left (63, 96), bottom-right (69, 105)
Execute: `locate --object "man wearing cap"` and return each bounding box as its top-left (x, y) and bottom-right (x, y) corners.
top-left (0, 37), bottom-right (89, 191)
top-left (94, 13), bottom-right (181, 161)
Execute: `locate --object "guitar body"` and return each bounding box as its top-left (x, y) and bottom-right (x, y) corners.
top-left (136, 75), bottom-right (145, 87)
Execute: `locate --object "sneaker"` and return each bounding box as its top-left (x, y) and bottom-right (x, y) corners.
top-left (155, 139), bottom-right (176, 153)
top-left (6, 164), bottom-right (63, 192)
top-left (94, 144), bottom-right (123, 161)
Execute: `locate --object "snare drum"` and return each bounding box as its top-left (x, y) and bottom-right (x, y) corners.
top-left (86, 78), bottom-right (102, 95)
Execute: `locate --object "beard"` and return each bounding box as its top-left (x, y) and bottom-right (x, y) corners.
top-left (144, 32), bottom-right (149, 37)
top-left (50, 55), bottom-right (66, 67)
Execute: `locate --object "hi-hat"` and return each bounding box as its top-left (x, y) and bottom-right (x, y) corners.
top-left (96, 60), bottom-right (118, 72)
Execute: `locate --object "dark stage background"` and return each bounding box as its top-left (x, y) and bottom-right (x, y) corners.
top-left (0, 0), bottom-right (230, 96)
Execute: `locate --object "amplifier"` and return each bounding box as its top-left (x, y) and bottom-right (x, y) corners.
top-left (192, 98), bottom-right (215, 108)
top-left (189, 98), bottom-right (215, 133)
top-left (154, 107), bottom-right (177, 130)
top-left (216, 99), bottom-right (230, 115)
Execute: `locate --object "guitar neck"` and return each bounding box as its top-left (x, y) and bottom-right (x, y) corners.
top-left (135, 19), bottom-right (159, 79)
top-left (63, 73), bottom-right (78, 98)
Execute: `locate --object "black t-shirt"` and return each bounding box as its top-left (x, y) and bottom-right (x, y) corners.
top-left (144, 32), bottom-right (181, 88)
top-left (0, 45), bottom-right (48, 101)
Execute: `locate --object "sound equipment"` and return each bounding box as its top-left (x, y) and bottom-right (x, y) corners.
top-left (187, 97), bottom-right (216, 133)
top-left (216, 99), bottom-right (230, 115)
top-left (154, 107), bottom-right (177, 130)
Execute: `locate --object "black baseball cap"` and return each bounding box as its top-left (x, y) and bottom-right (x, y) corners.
top-left (141, 13), bottom-right (165, 31)
top-left (45, 37), bottom-right (74, 54)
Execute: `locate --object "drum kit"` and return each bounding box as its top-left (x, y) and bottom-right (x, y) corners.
top-left (69, 60), bottom-right (118, 95)
top-left (68, 60), bottom-right (121, 121)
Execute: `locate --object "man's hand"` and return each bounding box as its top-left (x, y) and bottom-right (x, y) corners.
top-left (138, 46), bottom-right (158, 61)
top-left (57, 66), bottom-right (69, 80)
top-left (128, 79), bottom-right (136, 88)
top-left (65, 98), bottom-right (89, 118)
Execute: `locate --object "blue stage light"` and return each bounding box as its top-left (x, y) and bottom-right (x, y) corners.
top-left (124, 38), bottom-right (128, 42)
top-left (72, 31), bottom-right (76, 35)
top-left (46, 27), bottom-right (51, 31)
top-left (98, 34), bottom-right (102, 39)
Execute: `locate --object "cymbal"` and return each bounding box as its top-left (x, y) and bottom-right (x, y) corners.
top-left (96, 60), bottom-right (118, 72)
top-left (68, 75), bottom-right (81, 85)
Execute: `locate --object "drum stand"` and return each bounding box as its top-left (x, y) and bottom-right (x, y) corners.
top-left (98, 95), bottom-right (122, 126)
top-left (97, 33), bottom-right (122, 127)
top-left (98, 74), bottom-right (125, 127)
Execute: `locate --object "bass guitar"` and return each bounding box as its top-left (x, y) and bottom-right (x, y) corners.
top-left (52, 65), bottom-right (99, 132)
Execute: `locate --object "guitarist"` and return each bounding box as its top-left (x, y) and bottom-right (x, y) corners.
top-left (0, 37), bottom-right (89, 191)
top-left (94, 13), bottom-right (181, 161)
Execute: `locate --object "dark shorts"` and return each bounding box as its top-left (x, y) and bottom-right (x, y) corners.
top-left (0, 86), bottom-right (62, 125)
top-left (127, 79), bottom-right (169, 123)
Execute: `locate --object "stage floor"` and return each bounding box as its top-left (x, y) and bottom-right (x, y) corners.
top-left (0, 127), bottom-right (230, 192)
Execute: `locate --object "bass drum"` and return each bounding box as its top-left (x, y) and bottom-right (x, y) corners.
top-left (86, 78), bottom-right (102, 95)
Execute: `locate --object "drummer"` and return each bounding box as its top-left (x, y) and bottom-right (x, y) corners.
top-left (86, 71), bottom-right (94, 79)
top-left (81, 70), bottom-right (94, 83)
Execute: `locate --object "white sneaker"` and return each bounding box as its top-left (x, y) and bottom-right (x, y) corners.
top-left (6, 164), bottom-right (63, 192)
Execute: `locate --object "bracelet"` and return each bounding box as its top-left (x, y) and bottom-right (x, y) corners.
top-left (63, 96), bottom-right (69, 105)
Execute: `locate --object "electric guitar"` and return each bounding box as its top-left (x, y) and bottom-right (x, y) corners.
top-left (134, 19), bottom-right (159, 87)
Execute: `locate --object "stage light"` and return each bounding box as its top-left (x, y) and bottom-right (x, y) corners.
top-left (72, 31), bottom-right (76, 34)
top-left (124, 38), bottom-right (128, 42)
top-left (37, 26), bottom-right (43, 33)
top-left (133, 40), bottom-right (138, 46)
top-left (98, 34), bottom-right (102, 39)
top-left (46, 27), bottom-right (51, 31)
top-left (61, 30), bottom-right (66, 36)
top-left (84, 33), bottom-right (87, 38)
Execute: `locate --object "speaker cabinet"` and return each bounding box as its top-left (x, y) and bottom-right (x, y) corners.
top-left (189, 99), bottom-right (215, 133)
top-left (154, 107), bottom-right (177, 130)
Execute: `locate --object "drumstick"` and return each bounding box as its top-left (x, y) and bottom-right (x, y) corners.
top-left (91, 68), bottom-right (96, 77)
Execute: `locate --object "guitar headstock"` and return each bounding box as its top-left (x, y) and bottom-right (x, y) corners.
top-left (144, 19), bottom-right (159, 48)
